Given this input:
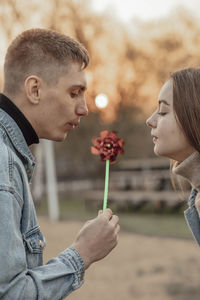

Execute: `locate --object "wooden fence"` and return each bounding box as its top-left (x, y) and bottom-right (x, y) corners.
top-left (82, 157), bottom-right (190, 212)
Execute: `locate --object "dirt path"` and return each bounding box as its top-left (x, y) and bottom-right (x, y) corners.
top-left (38, 216), bottom-right (200, 300)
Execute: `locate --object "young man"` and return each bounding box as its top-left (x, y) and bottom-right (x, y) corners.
top-left (0, 28), bottom-right (120, 299)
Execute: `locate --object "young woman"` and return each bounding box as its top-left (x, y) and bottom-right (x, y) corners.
top-left (146, 68), bottom-right (200, 246)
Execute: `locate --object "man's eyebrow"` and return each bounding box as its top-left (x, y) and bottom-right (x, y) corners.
top-left (159, 99), bottom-right (170, 106)
top-left (70, 84), bottom-right (87, 91)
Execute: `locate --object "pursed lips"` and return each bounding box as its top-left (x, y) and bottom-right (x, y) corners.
top-left (151, 133), bottom-right (158, 142)
top-left (67, 121), bottom-right (80, 129)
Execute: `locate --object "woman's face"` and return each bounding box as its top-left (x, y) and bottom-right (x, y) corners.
top-left (146, 79), bottom-right (195, 162)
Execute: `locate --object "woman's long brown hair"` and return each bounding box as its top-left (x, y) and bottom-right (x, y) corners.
top-left (170, 68), bottom-right (200, 191)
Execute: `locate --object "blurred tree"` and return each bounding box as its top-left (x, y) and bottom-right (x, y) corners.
top-left (1, 1), bottom-right (200, 177)
top-left (130, 8), bottom-right (200, 113)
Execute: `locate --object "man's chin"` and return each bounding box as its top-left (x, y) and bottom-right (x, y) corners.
top-left (52, 132), bottom-right (69, 142)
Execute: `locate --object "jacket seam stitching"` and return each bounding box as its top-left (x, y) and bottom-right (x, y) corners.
top-left (7, 146), bottom-right (13, 183)
top-left (0, 185), bottom-right (23, 208)
top-left (0, 122), bottom-right (31, 163)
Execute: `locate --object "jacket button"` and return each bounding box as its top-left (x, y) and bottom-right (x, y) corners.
top-left (39, 239), bottom-right (44, 248)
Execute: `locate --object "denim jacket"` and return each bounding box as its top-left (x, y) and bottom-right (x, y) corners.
top-left (0, 108), bottom-right (85, 299)
top-left (184, 188), bottom-right (200, 246)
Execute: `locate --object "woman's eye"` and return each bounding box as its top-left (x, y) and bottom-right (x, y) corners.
top-left (158, 112), bottom-right (166, 116)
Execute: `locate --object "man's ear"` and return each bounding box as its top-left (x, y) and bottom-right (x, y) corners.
top-left (24, 76), bottom-right (42, 104)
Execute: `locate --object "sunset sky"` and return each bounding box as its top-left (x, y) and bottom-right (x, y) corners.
top-left (91, 0), bottom-right (200, 23)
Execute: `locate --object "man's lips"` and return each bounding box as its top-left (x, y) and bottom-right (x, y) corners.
top-left (67, 121), bottom-right (80, 129)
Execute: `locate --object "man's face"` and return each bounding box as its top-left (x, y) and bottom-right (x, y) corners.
top-left (146, 79), bottom-right (194, 162)
top-left (38, 62), bottom-right (88, 141)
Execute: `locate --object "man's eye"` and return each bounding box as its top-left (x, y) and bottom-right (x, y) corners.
top-left (71, 92), bottom-right (78, 98)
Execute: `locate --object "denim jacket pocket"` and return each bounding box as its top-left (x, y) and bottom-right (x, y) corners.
top-left (23, 226), bottom-right (46, 268)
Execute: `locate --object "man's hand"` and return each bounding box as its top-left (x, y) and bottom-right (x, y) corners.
top-left (70, 208), bottom-right (120, 269)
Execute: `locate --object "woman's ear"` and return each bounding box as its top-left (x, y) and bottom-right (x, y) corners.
top-left (24, 75), bottom-right (41, 105)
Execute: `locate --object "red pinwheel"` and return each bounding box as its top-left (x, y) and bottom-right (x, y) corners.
top-left (91, 130), bottom-right (124, 164)
top-left (91, 130), bottom-right (124, 210)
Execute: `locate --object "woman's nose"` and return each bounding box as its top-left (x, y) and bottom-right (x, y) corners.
top-left (146, 112), bottom-right (157, 128)
top-left (146, 116), bottom-right (152, 127)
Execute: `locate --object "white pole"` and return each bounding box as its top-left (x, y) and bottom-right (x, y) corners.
top-left (42, 139), bottom-right (59, 221)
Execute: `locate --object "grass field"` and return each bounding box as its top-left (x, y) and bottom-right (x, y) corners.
top-left (36, 194), bottom-right (193, 240)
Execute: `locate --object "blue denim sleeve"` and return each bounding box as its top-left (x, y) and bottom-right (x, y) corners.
top-left (0, 189), bottom-right (85, 300)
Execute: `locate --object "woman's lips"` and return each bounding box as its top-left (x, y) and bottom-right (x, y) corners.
top-left (153, 136), bottom-right (158, 143)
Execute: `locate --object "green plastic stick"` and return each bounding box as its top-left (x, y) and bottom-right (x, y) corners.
top-left (103, 159), bottom-right (110, 210)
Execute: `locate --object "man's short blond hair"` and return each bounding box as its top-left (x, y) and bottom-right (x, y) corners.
top-left (3, 28), bottom-right (90, 96)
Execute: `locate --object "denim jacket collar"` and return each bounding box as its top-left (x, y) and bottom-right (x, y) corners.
top-left (0, 108), bottom-right (35, 180)
top-left (187, 188), bottom-right (198, 207)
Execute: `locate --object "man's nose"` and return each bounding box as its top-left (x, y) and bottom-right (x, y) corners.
top-left (76, 99), bottom-right (88, 116)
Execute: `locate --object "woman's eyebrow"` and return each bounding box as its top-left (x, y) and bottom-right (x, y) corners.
top-left (159, 99), bottom-right (170, 106)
